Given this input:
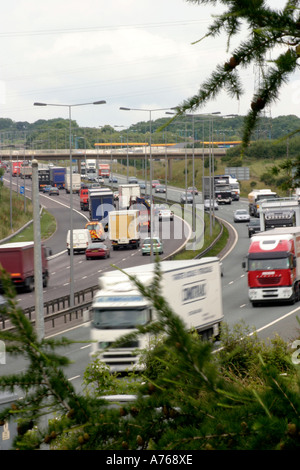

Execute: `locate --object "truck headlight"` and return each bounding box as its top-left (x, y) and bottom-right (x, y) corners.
top-left (249, 290), bottom-right (257, 299)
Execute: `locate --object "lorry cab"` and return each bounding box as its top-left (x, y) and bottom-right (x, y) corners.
top-left (243, 229), bottom-right (300, 305)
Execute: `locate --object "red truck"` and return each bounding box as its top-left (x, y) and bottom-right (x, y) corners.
top-left (98, 164), bottom-right (110, 178)
top-left (79, 188), bottom-right (89, 211)
top-left (11, 161), bottom-right (22, 177)
top-left (243, 227), bottom-right (300, 306)
top-left (0, 241), bottom-right (51, 292)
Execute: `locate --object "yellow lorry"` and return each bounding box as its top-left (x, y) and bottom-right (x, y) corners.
top-left (109, 210), bottom-right (140, 250)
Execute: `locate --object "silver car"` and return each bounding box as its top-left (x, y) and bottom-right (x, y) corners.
top-left (180, 192), bottom-right (193, 204)
top-left (234, 209), bottom-right (250, 223)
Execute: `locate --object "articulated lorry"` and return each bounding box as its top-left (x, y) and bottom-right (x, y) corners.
top-left (88, 188), bottom-right (114, 230)
top-left (38, 168), bottom-right (50, 190)
top-left (118, 184), bottom-right (141, 210)
top-left (90, 258), bottom-right (223, 372)
top-left (80, 187), bottom-right (89, 211)
top-left (203, 176), bottom-right (231, 204)
top-left (0, 241), bottom-right (51, 292)
top-left (248, 189), bottom-right (278, 217)
top-left (11, 161), bottom-right (22, 177)
top-left (20, 165), bottom-right (32, 179)
top-left (109, 210), bottom-right (141, 249)
top-left (243, 227), bottom-right (300, 306)
top-left (49, 166), bottom-right (66, 189)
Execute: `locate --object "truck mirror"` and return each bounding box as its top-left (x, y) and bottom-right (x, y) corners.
top-left (293, 257), bottom-right (297, 268)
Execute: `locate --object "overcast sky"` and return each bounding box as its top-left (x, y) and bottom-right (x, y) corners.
top-left (0, 0), bottom-right (299, 129)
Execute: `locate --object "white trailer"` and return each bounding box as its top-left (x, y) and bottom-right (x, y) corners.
top-left (118, 184), bottom-right (141, 210)
top-left (90, 259), bottom-right (223, 372)
top-left (65, 173), bottom-right (81, 193)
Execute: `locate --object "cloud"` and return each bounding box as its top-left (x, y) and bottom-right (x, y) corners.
top-left (0, 0), bottom-right (298, 128)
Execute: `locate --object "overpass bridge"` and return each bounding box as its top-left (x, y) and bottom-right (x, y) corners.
top-left (0, 145), bottom-right (227, 179)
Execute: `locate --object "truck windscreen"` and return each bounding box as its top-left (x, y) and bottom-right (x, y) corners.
top-left (92, 308), bottom-right (150, 329)
top-left (248, 257), bottom-right (290, 271)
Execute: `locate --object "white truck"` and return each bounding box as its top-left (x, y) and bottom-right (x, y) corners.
top-left (118, 184), bottom-right (141, 210)
top-left (109, 210), bottom-right (141, 250)
top-left (90, 259), bottom-right (223, 372)
top-left (65, 173), bottom-right (81, 193)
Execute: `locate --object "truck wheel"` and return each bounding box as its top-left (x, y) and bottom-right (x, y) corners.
top-left (43, 274), bottom-right (48, 288)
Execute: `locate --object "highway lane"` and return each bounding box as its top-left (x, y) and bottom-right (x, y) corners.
top-left (5, 174), bottom-right (300, 345)
top-left (0, 175), bottom-right (194, 391)
top-left (219, 200), bottom-right (300, 344)
top-left (2, 175), bottom-right (300, 393)
top-left (2, 176), bottom-right (191, 311)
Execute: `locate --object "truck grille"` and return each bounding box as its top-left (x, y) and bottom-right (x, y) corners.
top-left (257, 277), bottom-right (281, 285)
top-left (99, 341), bottom-right (140, 369)
top-left (262, 289), bottom-right (279, 298)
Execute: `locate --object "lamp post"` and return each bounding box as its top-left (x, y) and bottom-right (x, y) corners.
top-left (34, 100), bottom-right (106, 306)
top-left (120, 106), bottom-right (174, 261)
top-left (114, 125), bottom-right (129, 182)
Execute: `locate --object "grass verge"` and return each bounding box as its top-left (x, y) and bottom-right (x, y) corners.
top-left (9, 209), bottom-right (56, 243)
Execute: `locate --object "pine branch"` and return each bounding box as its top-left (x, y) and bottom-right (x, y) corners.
top-left (177, 0), bottom-right (300, 145)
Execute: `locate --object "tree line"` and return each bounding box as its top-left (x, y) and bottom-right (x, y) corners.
top-left (0, 114), bottom-right (299, 151)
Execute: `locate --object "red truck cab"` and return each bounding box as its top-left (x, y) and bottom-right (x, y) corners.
top-left (80, 188), bottom-right (89, 211)
top-left (244, 228), bottom-right (300, 306)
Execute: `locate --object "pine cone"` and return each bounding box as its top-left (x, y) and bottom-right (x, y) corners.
top-left (251, 97), bottom-right (266, 111)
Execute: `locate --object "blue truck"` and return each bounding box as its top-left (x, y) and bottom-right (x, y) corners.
top-left (49, 166), bottom-right (66, 189)
top-left (88, 188), bottom-right (114, 231)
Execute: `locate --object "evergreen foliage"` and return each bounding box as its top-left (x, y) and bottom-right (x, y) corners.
top-left (173, 0), bottom-right (300, 146)
top-left (0, 262), bottom-right (299, 450)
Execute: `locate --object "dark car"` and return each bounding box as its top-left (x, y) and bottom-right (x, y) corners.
top-left (247, 218), bottom-right (261, 238)
top-left (49, 186), bottom-right (59, 195)
top-left (85, 242), bottom-right (110, 260)
top-left (128, 177), bottom-right (138, 184)
top-left (109, 176), bottom-right (118, 183)
top-left (180, 192), bottom-right (193, 203)
top-left (155, 184), bottom-right (166, 193)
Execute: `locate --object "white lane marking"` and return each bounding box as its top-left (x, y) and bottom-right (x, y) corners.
top-left (253, 305), bottom-right (300, 336)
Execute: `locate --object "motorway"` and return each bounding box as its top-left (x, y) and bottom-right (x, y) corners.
top-left (4, 177), bottom-right (192, 311)
top-left (1, 174), bottom-right (300, 393)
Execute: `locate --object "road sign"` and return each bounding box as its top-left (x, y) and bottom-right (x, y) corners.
top-left (20, 186), bottom-right (24, 195)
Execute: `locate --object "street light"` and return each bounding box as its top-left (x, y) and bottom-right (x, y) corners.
top-left (114, 125), bottom-right (129, 182)
top-left (120, 106), bottom-right (175, 261)
top-left (34, 100), bottom-right (106, 307)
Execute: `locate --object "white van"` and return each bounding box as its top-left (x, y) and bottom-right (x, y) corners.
top-left (66, 229), bottom-right (92, 255)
